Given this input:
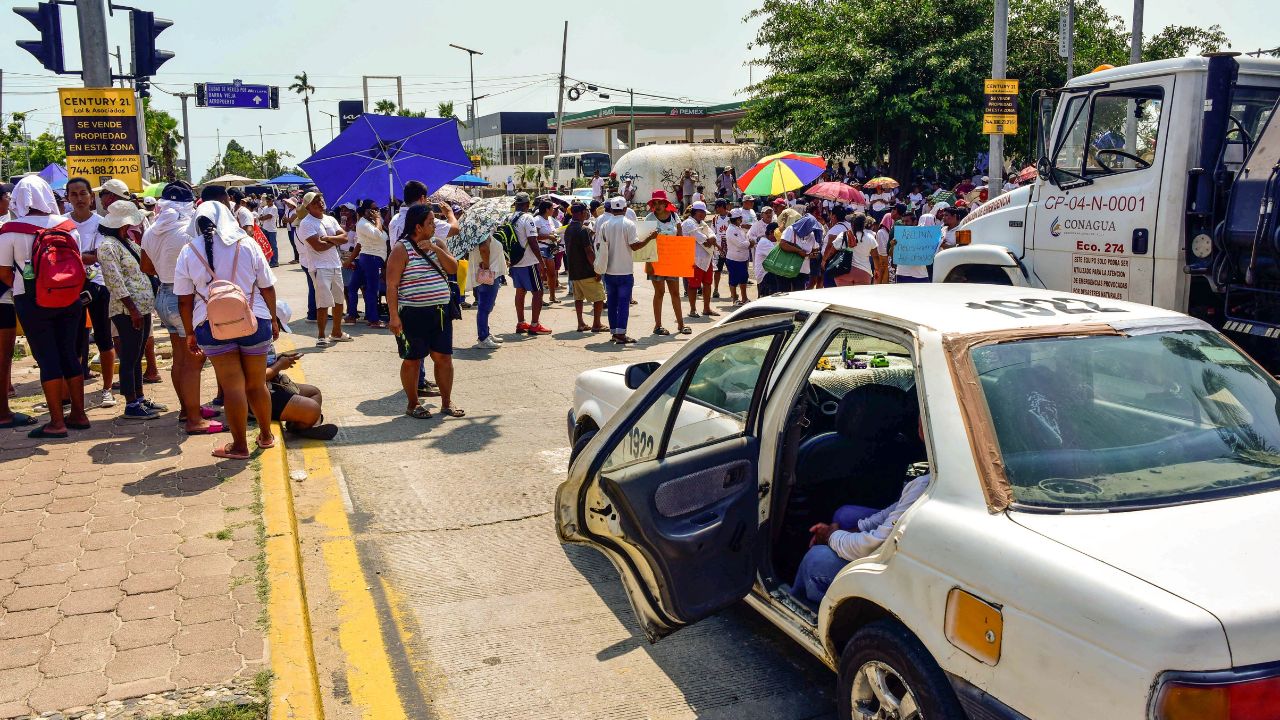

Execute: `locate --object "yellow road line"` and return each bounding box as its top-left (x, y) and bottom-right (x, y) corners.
top-left (260, 419), bottom-right (325, 719)
top-left (287, 347), bottom-right (411, 720)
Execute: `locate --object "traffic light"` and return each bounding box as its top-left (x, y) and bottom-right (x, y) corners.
top-left (195, 83), bottom-right (207, 107)
top-left (13, 2), bottom-right (65, 75)
top-left (136, 79), bottom-right (151, 100)
top-left (131, 10), bottom-right (174, 77)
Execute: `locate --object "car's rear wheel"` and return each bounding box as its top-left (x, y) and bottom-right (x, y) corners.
top-left (837, 620), bottom-right (964, 720)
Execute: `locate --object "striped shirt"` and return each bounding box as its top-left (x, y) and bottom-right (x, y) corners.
top-left (397, 239), bottom-right (450, 307)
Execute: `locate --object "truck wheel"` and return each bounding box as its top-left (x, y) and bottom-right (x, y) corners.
top-left (837, 620), bottom-right (965, 720)
top-left (570, 429), bottom-right (596, 465)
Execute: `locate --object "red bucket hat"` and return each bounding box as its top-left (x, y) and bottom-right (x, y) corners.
top-left (647, 189), bottom-right (677, 213)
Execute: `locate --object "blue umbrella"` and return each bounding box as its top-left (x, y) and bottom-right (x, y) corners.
top-left (265, 172), bottom-right (311, 185)
top-left (450, 173), bottom-right (489, 187)
top-left (299, 115), bottom-right (471, 206)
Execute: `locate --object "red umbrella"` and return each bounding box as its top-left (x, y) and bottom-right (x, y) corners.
top-left (805, 181), bottom-right (867, 205)
top-left (1016, 165), bottom-right (1038, 184)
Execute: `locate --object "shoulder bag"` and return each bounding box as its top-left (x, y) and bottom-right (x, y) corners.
top-left (410, 239), bottom-right (463, 321)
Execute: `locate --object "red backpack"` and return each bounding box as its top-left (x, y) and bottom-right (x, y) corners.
top-left (0, 219), bottom-right (86, 308)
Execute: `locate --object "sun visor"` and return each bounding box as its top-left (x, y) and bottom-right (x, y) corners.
top-left (1108, 316), bottom-right (1214, 336)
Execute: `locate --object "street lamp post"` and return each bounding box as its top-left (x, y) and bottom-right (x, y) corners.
top-left (449, 43), bottom-right (484, 148)
top-left (319, 111), bottom-right (336, 140)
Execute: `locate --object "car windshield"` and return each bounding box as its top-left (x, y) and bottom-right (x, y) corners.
top-left (971, 330), bottom-right (1280, 510)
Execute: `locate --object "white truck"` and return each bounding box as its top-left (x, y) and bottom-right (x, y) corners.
top-left (938, 53), bottom-right (1280, 361)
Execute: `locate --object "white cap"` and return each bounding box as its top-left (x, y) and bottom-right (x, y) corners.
top-left (95, 178), bottom-right (133, 199)
top-left (729, 208), bottom-right (744, 220)
top-left (98, 199), bottom-right (147, 229)
top-left (690, 201), bottom-right (708, 212)
top-left (607, 196), bottom-right (627, 211)
top-left (142, 196), bottom-right (157, 207)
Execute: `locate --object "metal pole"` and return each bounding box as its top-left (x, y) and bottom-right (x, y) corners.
top-left (1066, 0), bottom-right (1076, 81)
top-left (75, 0), bottom-right (112, 88)
top-left (469, 54), bottom-right (477, 147)
top-left (176, 92), bottom-right (192, 183)
top-left (551, 22), bottom-right (568, 190)
top-left (629, 89), bottom-right (635, 152)
top-left (990, 0), bottom-right (1008, 198)
top-left (136, 87), bottom-right (150, 182)
top-left (1130, 0), bottom-right (1143, 64)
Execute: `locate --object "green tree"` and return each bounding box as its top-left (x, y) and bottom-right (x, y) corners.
top-left (464, 144), bottom-right (495, 170)
top-left (437, 101), bottom-right (465, 127)
top-left (143, 99), bottom-right (183, 181)
top-left (198, 140), bottom-right (300, 184)
top-left (290, 71), bottom-right (317, 155)
top-left (396, 107), bottom-right (427, 118)
top-left (374, 99), bottom-right (398, 115)
top-left (741, 0), bottom-right (990, 181)
top-left (1, 113), bottom-right (65, 176)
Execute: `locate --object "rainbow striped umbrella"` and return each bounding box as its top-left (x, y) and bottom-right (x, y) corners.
top-left (736, 152), bottom-right (827, 196)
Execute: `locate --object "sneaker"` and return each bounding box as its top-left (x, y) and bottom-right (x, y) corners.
top-left (122, 402), bottom-right (159, 420)
top-left (474, 336), bottom-right (500, 350)
top-left (527, 323), bottom-right (552, 335)
top-left (141, 397), bottom-right (169, 412)
top-left (316, 337), bottom-right (331, 348)
top-left (516, 322), bottom-right (531, 334)
top-left (491, 334), bottom-right (505, 344)
top-left (100, 390), bottom-right (118, 408)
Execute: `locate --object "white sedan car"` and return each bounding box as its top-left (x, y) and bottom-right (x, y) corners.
top-left (557, 284), bottom-right (1280, 720)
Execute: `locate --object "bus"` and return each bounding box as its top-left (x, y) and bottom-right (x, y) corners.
top-left (543, 151), bottom-right (611, 187)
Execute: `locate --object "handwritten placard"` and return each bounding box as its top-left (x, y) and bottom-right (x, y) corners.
top-left (651, 235), bottom-right (695, 278)
top-left (893, 225), bottom-right (943, 266)
top-left (632, 220), bottom-right (659, 262)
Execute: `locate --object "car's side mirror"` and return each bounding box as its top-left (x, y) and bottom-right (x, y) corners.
top-left (624, 361), bottom-right (661, 390)
top-left (1037, 156), bottom-right (1055, 186)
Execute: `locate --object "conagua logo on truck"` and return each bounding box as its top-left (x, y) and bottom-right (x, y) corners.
top-left (1050, 216), bottom-right (1063, 237)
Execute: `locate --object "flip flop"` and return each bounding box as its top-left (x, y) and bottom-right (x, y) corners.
top-left (185, 421), bottom-right (226, 435)
top-left (442, 406), bottom-right (466, 418)
top-left (66, 421), bottom-right (91, 431)
top-left (653, 327), bottom-right (671, 336)
top-left (0, 412), bottom-right (37, 429)
top-left (142, 376), bottom-right (163, 384)
top-left (678, 327), bottom-right (693, 335)
top-left (406, 406), bottom-right (433, 419)
top-left (256, 436), bottom-right (276, 450)
top-left (28, 425), bottom-right (68, 439)
top-left (211, 443), bottom-right (251, 460)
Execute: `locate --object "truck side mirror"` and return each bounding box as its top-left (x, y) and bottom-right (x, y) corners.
top-left (1037, 156), bottom-right (1055, 185)
top-left (624, 361), bottom-right (661, 390)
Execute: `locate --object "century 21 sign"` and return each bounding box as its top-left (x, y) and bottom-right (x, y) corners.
top-left (58, 88), bottom-right (143, 192)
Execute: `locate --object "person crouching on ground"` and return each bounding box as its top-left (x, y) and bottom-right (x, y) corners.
top-left (174, 201), bottom-right (279, 460)
top-left (386, 204), bottom-right (464, 419)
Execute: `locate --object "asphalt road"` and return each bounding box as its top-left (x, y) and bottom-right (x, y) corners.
top-left (275, 252), bottom-right (837, 719)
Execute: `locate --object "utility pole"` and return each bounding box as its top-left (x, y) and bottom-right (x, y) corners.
top-left (1065, 0), bottom-right (1076, 81)
top-left (173, 92), bottom-right (193, 183)
top-left (629, 88), bottom-right (636, 151)
top-left (449, 44), bottom-right (484, 148)
top-left (551, 21), bottom-right (568, 189)
top-left (1130, 0), bottom-right (1143, 64)
top-left (258, 125), bottom-right (265, 176)
top-left (320, 110), bottom-right (336, 140)
top-left (990, 0), bottom-right (1009, 198)
top-left (111, 46), bottom-right (124, 87)
top-left (75, 0), bottom-right (112, 88)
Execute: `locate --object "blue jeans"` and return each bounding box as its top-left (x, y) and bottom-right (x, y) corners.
top-left (793, 505), bottom-right (879, 606)
top-left (356, 254), bottom-right (384, 323)
top-left (474, 280), bottom-right (499, 340)
top-left (303, 266), bottom-right (317, 320)
top-left (343, 265), bottom-right (361, 318)
top-left (266, 230), bottom-right (279, 267)
top-left (604, 273), bottom-right (634, 335)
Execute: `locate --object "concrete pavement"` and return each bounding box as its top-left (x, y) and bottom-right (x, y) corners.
top-left (273, 253), bottom-right (837, 719)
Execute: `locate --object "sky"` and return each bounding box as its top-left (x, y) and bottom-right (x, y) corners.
top-left (1, 0), bottom-right (1273, 181)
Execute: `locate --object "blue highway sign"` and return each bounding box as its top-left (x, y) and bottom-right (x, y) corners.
top-left (199, 81), bottom-right (278, 110)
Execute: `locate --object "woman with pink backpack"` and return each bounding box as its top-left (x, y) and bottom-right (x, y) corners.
top-left (173, 201), bottom-right (279, 460)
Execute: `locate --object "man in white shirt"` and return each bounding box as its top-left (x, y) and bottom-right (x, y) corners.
top-left (681, 201), bottom-right (718, 319)
top-left (258, 199), bottom-right (280, 267)
top-left (230, 189), bottom-right (255, 233)
top-left (589, 171), bottom-right (605, 202)
top-left (710, 199), bottom-right (731, 300)
top-left (507, 193), bottom-right (551, 335)
top-left (739, 196), bottom-right (758, 226)
top-left (66, 177), bottom-right (116, 407)
top-left (599, 197), bottom-right (644, 344)
top-left (296, 191), bottom-right (352, 347)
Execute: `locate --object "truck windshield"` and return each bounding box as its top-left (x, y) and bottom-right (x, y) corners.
top-left (971, 330), bottom-right (1280, 510)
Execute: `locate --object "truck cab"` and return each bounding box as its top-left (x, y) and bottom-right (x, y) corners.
top-left (941, 55), bottom-right (1280, 350)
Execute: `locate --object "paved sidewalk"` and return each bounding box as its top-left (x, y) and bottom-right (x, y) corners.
top-left (0, 339), bottom-right (267, 718)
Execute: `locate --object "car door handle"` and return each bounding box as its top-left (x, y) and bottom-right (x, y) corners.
top-left (690, 511), bottom-right (718, 526)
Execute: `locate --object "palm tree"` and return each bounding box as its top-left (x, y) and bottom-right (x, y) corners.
top-left (437, 101), bottom-right (465, 128)
top-left (464, 144), bottom-right (495, 170)
top-left (374, 100), bottom-right (397, 115)
top-left (289, 71), bottom-right (316, 154)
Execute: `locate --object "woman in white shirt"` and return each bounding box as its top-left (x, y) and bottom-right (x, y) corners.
top-left (724, 209), bottom-right (752, 305)
top-left (840, 214), bottom-right (875, 286)
top-left (174, 202), bottom-right (278, 461)
top-left (820, 206), bottom-right (854, 288)
top-left (354, 200), bottom-right (389, 328)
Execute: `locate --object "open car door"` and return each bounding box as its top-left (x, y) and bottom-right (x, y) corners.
top-left (556, 313), bottom-right (796, 642)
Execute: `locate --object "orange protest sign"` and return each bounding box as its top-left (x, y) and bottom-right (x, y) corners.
top-left (651, 235), bottom-right (695, 278)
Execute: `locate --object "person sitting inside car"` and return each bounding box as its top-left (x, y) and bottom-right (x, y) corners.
top-left (791, 422), bottom-right (931, 606)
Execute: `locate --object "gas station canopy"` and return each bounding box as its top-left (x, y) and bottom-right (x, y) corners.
top-left (549, 102), bottom-right (745, 131)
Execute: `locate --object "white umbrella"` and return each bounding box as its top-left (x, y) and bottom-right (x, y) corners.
top-left (202, 174), bottom-right (258, 188)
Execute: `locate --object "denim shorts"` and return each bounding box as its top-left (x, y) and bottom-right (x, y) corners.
top-left (195, 316), bottom-right (273, 357)
top-left (154, 283), bottom-right (185, 337)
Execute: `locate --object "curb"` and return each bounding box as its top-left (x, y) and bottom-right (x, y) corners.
top-left (260, 336), bottom-right (325, 719)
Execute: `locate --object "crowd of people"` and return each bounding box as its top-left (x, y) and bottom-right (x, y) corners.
top-left (0, 174), bottom-right (336, 458)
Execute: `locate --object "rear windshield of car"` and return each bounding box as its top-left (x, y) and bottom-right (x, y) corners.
top-left (971, 330), bottom-right (1280, 510)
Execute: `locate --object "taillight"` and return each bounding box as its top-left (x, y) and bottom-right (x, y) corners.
top-left (1154, 672), bottom-right (1280, 720)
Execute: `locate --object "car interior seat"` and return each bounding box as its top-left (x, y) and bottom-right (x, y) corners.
top-left (775, 385), bottom-right (924, 582)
